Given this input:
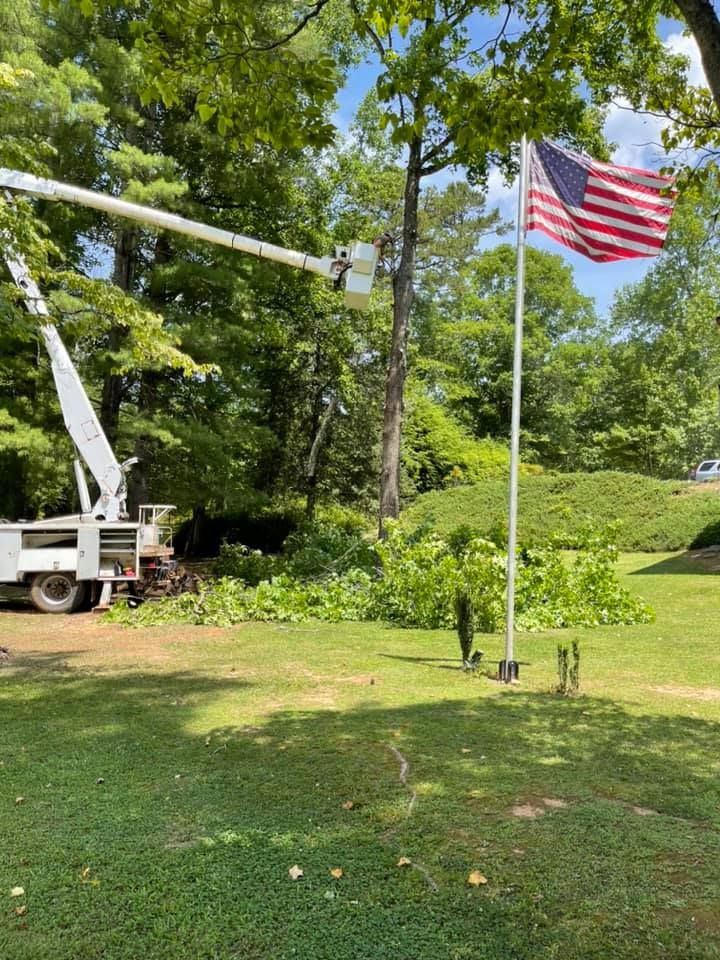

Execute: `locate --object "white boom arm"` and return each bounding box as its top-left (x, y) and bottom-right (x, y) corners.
top-left (0, 168), bottom-right (379, 310)
top-left (4, 251), bottom-right (131, 521)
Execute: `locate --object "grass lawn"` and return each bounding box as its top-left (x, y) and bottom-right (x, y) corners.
top-left (1, 552), bottom-right (720, 959)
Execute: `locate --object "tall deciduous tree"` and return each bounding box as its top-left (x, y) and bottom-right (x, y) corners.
top-left (348, 0), bottom-right (653, 533)
top-left (418, 243), bottom-right (599, 463)
top-left (597, 180), bottom-right (720, 476)
top-left (61, 0), bottom-right (349, 150)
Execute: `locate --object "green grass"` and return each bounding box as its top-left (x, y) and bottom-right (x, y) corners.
top-left (1, 553), bottom-right (720, 959)
top-left (403, 471), bottom-right (720, 551)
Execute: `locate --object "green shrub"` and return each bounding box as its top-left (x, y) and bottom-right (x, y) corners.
top-left (214, 512), bottom-right (375, 584)
top-left (214, 543), bottom-right (281, 584)
top-left (514, 525), bottom-right (653, 630)
top-left (403, 471), bottom-right (720, 552)
top-left (283, 520), bottom-right (376, 580)
top-left (105, 571), bottom-right (373, 628)
top-left (109, 522), bottom-right (652, 632)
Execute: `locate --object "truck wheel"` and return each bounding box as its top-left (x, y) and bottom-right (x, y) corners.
top-left (30, 572), bottom-right (86, 614)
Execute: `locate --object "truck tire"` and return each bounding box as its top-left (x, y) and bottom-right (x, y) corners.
top-left (30, 572), bottom-right (87, 614)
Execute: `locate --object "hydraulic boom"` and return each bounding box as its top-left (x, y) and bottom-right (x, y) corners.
top-left (5, 250), bottom-right (133, 521)
top-left (0, 168), bottom-right (379, 310)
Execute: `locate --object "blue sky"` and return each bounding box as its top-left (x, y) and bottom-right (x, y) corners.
top-left (335, 17), bottom-right (704, 318)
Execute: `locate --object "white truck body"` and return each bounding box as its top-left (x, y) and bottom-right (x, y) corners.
top-left (0, 506), bottom-right (174, 583)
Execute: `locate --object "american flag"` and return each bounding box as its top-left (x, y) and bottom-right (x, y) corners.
top-left (527, 140), bottom-right (676, 262)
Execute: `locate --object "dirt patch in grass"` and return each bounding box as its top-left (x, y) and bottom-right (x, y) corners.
top-left (510, 797), bottom-right (569, 818)
top-left (0, 611), bottom-right (234, 673)
top-left (683, 480), bottom-right (720, 495)
top-left (689, 907), bottom-right (720, 935)
top-left (659, 903), bottom-right (720, 936)
top-left (511, 803), bottom-right (545, 818)
top-left (335, 674), bottom-right (379, 686)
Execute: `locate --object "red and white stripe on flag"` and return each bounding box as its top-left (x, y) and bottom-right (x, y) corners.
top-left (527, 140), bottom-right (676, 262)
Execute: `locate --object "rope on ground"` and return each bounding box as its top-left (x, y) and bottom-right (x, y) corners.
top-left (386, 743), bottom-right (437, 892)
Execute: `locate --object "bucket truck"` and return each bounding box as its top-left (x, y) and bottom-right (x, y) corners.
top-left (0, 169), bottom-right (379, 613)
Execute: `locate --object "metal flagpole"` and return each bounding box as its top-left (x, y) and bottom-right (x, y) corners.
top-left (500, 133), bottom-right (530, 684)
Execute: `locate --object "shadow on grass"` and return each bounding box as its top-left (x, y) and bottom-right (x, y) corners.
top-left (629, 552), bottom-right (720, 576)
top-left (1, 657), bottom-right (720, 960)
top-left (0, 595), bottom-right (35, 613)
top-left (377, 653), bottom-right (464, 671)
top-left (378, 654), bottom-right (530, 672)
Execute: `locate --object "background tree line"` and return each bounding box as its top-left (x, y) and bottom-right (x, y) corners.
top-left (1, 0), bottom-right (720, 543)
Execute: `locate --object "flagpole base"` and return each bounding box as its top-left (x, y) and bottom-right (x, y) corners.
top-left (498, 659), bottom-right (519, 683)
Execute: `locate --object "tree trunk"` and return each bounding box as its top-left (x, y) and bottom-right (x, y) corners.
top-left (305, 394), bottom-right (338, 520)
top-left (254, 356), bottom-right (293, 493)
top-left (378, 137), bottom-right (422, 537)
top-left (186, 504), bottom-right (207, 558)
top-left (674, 0), bottom-right (720, 110)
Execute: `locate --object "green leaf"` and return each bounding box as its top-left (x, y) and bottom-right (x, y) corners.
top-left (197, 103), bottom-right (217, 123)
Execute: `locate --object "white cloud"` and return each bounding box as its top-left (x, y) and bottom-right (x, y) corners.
top-left (664, 30), bottom-right (706, 87)
top-left (603, 30), bottom-right (705, 168)
top-left (485, 166), bottom-right (517, 219)
top-left (603, 97), bottom-right (666, 168)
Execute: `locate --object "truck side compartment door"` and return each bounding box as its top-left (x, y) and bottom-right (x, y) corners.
top-left (77, 526), bottom-right (100, 580)
top-left (0, 530), bottom-right (22, 582)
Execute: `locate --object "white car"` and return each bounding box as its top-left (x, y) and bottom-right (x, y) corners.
top-left (694, 459), bottom-right (720, 482)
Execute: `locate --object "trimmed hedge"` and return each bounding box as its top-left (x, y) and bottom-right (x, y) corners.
top-left (402, 471), bottom-right (720, 552)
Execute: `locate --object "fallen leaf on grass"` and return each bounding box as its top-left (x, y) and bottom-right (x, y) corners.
top-left (330, 868), bottom-right (344, 879)
top-left (397, 857), bottom-right (412, 867)
top-left (342, 800), bottom-right (354, 810)
top-left (10, 887), bottom-right (24, 898)
top-left (79, 867), bottom-right (100, 886)
top-left (14, 905), bottom-right (27, 916)
top-left (288, 865), bottom-right (304, 881)
top-left (468, 871), bottom-right (488, 886)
